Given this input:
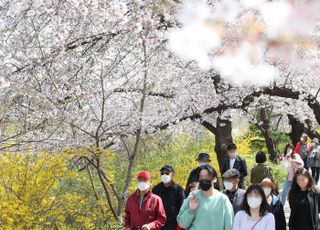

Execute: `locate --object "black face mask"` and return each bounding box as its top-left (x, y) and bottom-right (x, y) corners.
top-left (199, 179), bottom-right (212, 191)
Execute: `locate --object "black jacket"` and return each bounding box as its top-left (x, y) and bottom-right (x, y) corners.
top-left (185, 167), bottom-right (220, 197)
top-left (152, 181), bottom-right (185, 230)
top-left (221, 156), bottom-right (248, 188)
top-left (269, 194), bottom-right (286, 230)
top-left (289, 188), bottom-right (320, 230)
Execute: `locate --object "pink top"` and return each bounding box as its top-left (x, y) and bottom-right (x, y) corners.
top-left (282, 153), bottom-right (304, 181)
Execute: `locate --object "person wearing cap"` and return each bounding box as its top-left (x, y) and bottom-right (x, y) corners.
top-left (222, 143), bottom-right (248, 189)
top-left (152, 165), bottom-right (185, 230)
top-left (185, 153), bottom-right (220, 197)
top-left (294, 133), bottom-right (311, 169)
top-left (222, 169), bottom-right (245, 214)
top-left (309, 138), bottom-right (320, 184)
top-left (250, 151), bottom-right (274, 184)
top-left (177, 165), bottom-right (234, 230)
top-left (260, 178), bottom-right (286, 230)
top-left (124, 171), bottom-right (167, 230)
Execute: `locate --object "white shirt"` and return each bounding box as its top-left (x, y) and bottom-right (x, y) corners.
top-left (230, 158), bottom-right (236, 169)
top-left (232, 211), bottom-right (275, 230)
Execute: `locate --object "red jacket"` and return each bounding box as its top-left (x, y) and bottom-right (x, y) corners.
top-left (124, 190), bottom-right (167, 229)
top-left (294, 142), bottom-right (311, 155)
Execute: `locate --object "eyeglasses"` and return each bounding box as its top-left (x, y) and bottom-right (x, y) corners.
top-left (161, 172), bottom-right (170, 175)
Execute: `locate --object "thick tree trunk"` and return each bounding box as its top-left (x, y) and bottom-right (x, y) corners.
top-left (256, 108), bottom-right (278, 162)
top-left (288, 115), bottom-right (320, 145)
top-left (202, 118), bottom-right (233, 172)
top-left (288, 115), bottom-right (305, 146)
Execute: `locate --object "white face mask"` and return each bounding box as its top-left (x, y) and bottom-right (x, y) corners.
top-left (199, 162), bottom-right (207, 167)
top-left (247, 197), bottom-right (262, 209)
top-left (161, 174), bottom-right (172, 184)
top-left (224, 181), bottom-right (234, 190)
top-left (138, 182), bottom-right (150, 191)
top-left (263, 188), bottom-right (272, 196)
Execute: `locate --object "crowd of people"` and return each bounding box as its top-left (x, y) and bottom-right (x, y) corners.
top-left (124, 134), bottom-right (320, 230)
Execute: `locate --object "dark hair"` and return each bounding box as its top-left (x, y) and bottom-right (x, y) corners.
top-left (197, 165), bottom-right (220, 190)
top-left (197, 165), bottom-right (217, 180)
top-left (187, 182), bottom-right (198, 190)
top-left (289, 168), bottom-right (316, 202)
top-left (255, 151), bottom-right (267, 163)
top-left (241, 184), bottom-right (270, 217)
top-left (226, 143), bottom-right (237, 151)
top-left (284, 144), bottom-right (294, 157)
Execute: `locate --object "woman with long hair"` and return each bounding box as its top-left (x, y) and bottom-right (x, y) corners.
top-left (288, 168), bottom-right (320, 230)
top-left (233, 184), bottom-right (275, 230)
top-left (280, 143), bottom-right (304, 205)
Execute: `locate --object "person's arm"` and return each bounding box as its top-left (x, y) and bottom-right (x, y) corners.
top-left (223, 197), bottom-right (234, 230)
top-left (177, 196), bottom-right (197, 229)
top-left (178, 187), bottom-right (186, 209)
top-left (288, 193), bottom-right (294, 209)
top-left (294, 143), bottom-right (300, 154)
top-left (250, 168), bottom-right (254, 184)
top-left (292, 154), bottom-right (304, 169)
top-left (124, 198), bottom-right (131, 229)
top-left (277, 202), bottom-right (287, 230)
top-left (265, 213), bottom-right (276, 230)
top-left (222, 158), bottom-right (227, 174)
top-left (232, 211), bottom-right (242, 230)
top-left (147, 197), bottom-right (167, 230)
top-left (240, 158), bottom-right (248, 177)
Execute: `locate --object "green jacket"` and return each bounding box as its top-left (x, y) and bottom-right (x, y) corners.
top-left (250, 163), bottom-right (274, 184)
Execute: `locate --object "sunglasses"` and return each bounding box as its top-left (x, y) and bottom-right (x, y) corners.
top-left (161, 172), bottom-right (171, 175)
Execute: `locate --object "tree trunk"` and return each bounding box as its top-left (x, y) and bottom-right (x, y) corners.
top-left (256, 108), bottom-right (278, 162)
top-left (288, 114), bottom-right (305, 146)
top-left (288, 116), bottom-right (320, 145)
top-left (202, 117), bottom-right (233, 172)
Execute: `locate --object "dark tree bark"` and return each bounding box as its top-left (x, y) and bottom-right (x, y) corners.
top-left (288, 115), bottom-right (320, 146)
top-left (288, 115), bottom-right (305, 146)
top-left (256, 108), bottom-right (278, 162)
top-left (202, 117), bottom-right (233, 172)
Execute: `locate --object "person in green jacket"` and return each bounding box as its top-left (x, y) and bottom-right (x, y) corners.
top-left (250, 151), bottom-right (274, 184)
top-left (177, 165), bottom-right (234, 230)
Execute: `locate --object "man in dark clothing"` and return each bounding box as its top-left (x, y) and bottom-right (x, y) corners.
top-left (152, 165), bottom-right (185, 230)
top-left (221, 143), bottom-right (248, 188)
top-left (185, 153), bottom-right (220, 197)
top-left (222, 169), bottom-right (245, 214)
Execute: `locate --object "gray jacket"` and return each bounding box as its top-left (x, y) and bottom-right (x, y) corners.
top-left (308, 144), bottom-right (320, 168)
top-left (223, 188), bottom-right (245, 214)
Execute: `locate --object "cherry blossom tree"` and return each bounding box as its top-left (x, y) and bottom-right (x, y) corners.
top-left (2, 0), bottom-right (320, 221)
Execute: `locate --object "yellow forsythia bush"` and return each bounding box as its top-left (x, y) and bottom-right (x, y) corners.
top-left (0, 151), bottom-right (106, 229)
